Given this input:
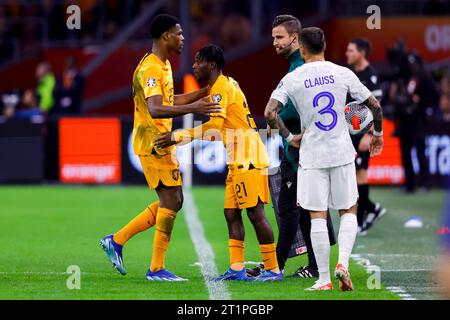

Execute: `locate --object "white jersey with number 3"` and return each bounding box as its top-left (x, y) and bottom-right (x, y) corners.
top-left (271, 61), bottom-right (372, 169)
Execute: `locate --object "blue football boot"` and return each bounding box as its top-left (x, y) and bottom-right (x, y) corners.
top-left (211, 268), bottom-right (252, 281)
top-left (145, 269), bottom-right (188, 281)
top-left (253, 270), bottom-right (283, 282)
top-left (100, 235), bottom-right (126, 275)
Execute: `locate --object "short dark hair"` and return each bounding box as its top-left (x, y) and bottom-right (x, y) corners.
top-left (150, 14), bottom-right (179, 39)
top-left (272, 14), bottom-right (302, 35)
top-left (300, 27), bottom-right (325, 55)
top-left (350, 38), bottom-right (372, 57)
top-left (197, 44), bottom-right (225, 70)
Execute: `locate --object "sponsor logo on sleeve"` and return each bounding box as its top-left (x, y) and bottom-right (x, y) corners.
top-left (277, 81), bottom-right (283, 89)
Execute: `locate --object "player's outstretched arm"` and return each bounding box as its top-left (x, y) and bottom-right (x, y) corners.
top-left (363, 95), bottom-right (384, 157)
top-left (264, 98), bottom-right (302, 148)
top-left (154, 117), bottom-right (225, 148)
top-left (147, 95), bottom-right (221, 119)
top-left (174, 86), bottom-right (209, 105)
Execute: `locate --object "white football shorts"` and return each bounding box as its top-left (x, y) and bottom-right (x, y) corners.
top-left (297, 161), bottom-right (358, 211)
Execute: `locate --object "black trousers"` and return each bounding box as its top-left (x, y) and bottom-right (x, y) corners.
top-left (276, 161), bottom-right (336, 271)
top-left (400, 133), bottom-right (430, 192)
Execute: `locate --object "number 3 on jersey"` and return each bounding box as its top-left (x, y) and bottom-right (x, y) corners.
top-left (313, 91), bottom-right (337, 131)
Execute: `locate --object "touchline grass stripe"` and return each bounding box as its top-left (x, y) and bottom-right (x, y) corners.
top-left (183, 188), bottom-right (231, 300)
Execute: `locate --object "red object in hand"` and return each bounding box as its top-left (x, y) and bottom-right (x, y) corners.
top-left (351, 115), bottom-right (360, 130)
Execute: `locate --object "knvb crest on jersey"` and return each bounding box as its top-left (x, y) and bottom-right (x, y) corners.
top-left (212, 94), bottom-right (222, 103)
top-left (146, 77), bottom-right (157, 88)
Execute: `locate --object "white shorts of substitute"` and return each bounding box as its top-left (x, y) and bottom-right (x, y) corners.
top-left (297, 161), bottom-right (358, 211)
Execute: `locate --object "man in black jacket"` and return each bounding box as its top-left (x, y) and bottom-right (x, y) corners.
top-left (346, 38), bottom-right (386, 234)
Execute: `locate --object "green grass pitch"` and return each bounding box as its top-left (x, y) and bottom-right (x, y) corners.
top-left (0, 185), bottom-right (444, 299)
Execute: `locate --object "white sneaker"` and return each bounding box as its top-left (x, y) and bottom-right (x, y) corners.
top-left (305, 280), bottom-right (333, 291)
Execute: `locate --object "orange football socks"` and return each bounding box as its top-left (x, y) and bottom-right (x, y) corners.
top-left (260, 243), bottom-right (279, 272)
top-left (229, 239), bottom-right (245, 271)
top-left (150, 207), bottom-right (177, 272)
top-left (113, 201), bottom-right (159, 246)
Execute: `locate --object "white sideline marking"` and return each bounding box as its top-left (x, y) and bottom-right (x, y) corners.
top-left (351, 254), bottom-right (417, 300)
top-left (365, 253), bottom-right (434, 258)
top-left (183, 189), bottom-right (231, 300)
top-left (382, 269), bottom-right (433, 272)
top-left (386, 286), bottom-right (406, 293)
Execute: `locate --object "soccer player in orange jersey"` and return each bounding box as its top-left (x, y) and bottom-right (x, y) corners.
top-left (156, 45), bottom-right (282, 281)
top-left (100, 14), bottom-right (220, 281)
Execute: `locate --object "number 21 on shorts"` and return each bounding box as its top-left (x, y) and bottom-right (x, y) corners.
top-left (235, 182), bottom-right (248, 199)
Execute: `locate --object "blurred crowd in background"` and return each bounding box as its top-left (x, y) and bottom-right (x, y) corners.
top-left (381, 39), bottom-right (448, 192)
top-left (0, 55), bottom-right (84, 121)
top-left (0, 0), bottom-right (318, 60)
top-left (1, 0), bottom-right (450, 62)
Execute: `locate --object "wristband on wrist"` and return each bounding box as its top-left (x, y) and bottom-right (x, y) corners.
top-left (285, 133), bottom-right (294, 143)
top-left (373, 130), bottom-right (383, 137)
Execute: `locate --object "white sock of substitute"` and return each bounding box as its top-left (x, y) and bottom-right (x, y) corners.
top-left (338, 213), bottom-right (358, 270)
top-left (310, 218), bottom-right (330, 283)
